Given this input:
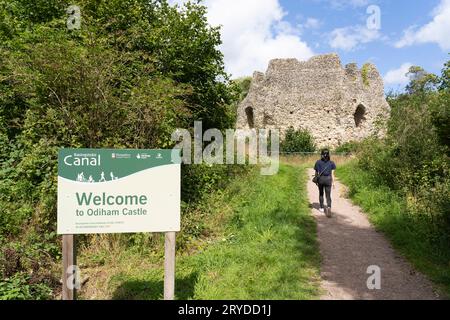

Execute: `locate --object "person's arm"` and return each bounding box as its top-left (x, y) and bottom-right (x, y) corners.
top-left (331, 162), bottom-right (336, 188)
top-left (332, 170), bottom-right (336, 188)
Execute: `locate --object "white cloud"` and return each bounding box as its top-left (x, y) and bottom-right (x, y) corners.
top-left (170, 0), bottom-right (314, 78)
top-left (383, 63), bottom-right (413, 85)
top-left (322, 0), bottom-right (371, 9)
top-left (329, 25), bottom-right (381, 51)
top-left (395, 0), bottom-right (450, 50)
top-left (303, 18), bottom-right (322, 30)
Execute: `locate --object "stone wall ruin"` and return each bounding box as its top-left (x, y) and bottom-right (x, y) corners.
top-left (236, 53), bottom-right (391, 148)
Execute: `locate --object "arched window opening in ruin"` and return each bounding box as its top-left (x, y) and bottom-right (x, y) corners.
top-left (354, 104), bottom-right (366, 128)
top-left (245, 107), bottom-right (254, 128)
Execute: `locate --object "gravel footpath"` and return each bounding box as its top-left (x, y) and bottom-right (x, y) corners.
top-left (306, 169), bottom-right (440, 300)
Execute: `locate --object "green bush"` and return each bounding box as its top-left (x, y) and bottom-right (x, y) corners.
top-left (0, 0), bottom-right (244, 299)
top-left (354, 62), bottom-right (450, 243)
top-left (334, 141), bottom-right (361, 154)
top-left (0, 240), bottom-right (59, 300)
top-left (0, 273), bottom-right (52, 300)
top-left (281, 127), bottom-right (316, 153)
top-left (181, 163), bottom-right (248, 204)
top-left (233, 77), bottom-right (252, 102)
top-left (430, 90), bottom-right (450, 152)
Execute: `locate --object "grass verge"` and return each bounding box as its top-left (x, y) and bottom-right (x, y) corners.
top-left (337, 161), bottom-right (450, 298)
top-left (79, 164), bottom-right (321, 300)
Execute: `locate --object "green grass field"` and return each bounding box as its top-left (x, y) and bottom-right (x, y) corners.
top-left (80, 164), bottom-right (321, 300)
top-left (337, 161), bottom-right (450, 298)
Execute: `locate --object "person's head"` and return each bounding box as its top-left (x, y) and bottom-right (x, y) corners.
top-left (321, 149), bottom-right (330, 162)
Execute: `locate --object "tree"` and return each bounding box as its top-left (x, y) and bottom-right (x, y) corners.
top-left (0, 0), bottom-right (241, 299)
top-left (431, 60), bottom-right (450, 151)
top-left (439, 56), bottom-right (450, 91)
top-left (405, 66), bottom-right (439, 95)
top-left (77, 0), bottom-right (237, 129)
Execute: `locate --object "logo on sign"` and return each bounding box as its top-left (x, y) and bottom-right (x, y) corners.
top-left (64, 155), bottom-right (101, 167)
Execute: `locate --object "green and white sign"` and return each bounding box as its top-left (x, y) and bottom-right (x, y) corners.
top-left (57, 149), bottom-right (181, 235)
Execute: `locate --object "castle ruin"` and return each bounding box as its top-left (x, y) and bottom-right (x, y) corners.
top-left (236, 53), bottom-right (390, 148)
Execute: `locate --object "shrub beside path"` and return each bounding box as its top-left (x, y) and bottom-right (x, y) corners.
top-left (306, 168), bottom-right (440, 300)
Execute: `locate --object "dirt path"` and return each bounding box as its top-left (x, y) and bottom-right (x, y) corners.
top-left (306, 168), bottom-right (440, 300)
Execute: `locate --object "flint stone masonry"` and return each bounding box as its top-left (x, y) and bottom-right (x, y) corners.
top-left (236, 53), bottom-right (391, 148)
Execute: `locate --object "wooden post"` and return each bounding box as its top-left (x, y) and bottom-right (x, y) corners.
top-left (62, 234), bottom-right (77, 300)
top-left (164, 232), bottom-right (176, 300)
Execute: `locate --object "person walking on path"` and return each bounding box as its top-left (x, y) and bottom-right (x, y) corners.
top-left (314, 149), bottom-right (336, 217)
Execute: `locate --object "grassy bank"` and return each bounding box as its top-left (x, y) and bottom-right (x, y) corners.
top-left (79, 164), bottom-right (321, 300)
top-left (337, 161), bottom-right (450, 297)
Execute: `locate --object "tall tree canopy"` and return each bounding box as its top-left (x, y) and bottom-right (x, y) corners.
top-left (0, 1), bottom-right (239, 295)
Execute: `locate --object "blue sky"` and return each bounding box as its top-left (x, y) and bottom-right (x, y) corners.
top-left (170, 0), bottom-right (450, 92)
top-left (280, 0), bottom-right (449, 92)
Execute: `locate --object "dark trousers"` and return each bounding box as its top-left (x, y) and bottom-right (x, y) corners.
top-left (318, 175), bottom-right (332, 208)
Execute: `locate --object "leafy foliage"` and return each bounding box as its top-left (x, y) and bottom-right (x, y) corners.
top-left (361, 63), bottom-right (371, 87)
top-left (405, 65), bottom-right (439, 95)
top-left (334, 141), bottom-right (361, 154)
top-left (355, 62), bottom-right (450, 248)
top-left (440, 57), bottom-right (450, 90)
top-left (281, 127), bottom-right (316, 153)
top-left (0, 273), bottom-right (53, 300)
top-left (339, 62), bottom-right (450, 292)
top-left (233, 77), bottom-right (252, 102)
top-left (433, 60), bottom-right (450, 149)
top-left (0, 0), bottom-right (242, 299)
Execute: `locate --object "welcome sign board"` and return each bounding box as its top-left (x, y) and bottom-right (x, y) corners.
top-left (57, 149), bottom-right (180, 235)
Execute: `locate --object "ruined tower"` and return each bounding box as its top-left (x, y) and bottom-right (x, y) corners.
top-left (236, 53), bottom-right (390, 148)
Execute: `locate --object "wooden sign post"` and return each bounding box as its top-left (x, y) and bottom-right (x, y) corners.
top-left (62, 234), bottom-right (76, 300)
top-left (164, 232), bottom-right (176, 300)
top-left (61, 233), bottom-right (176, 301)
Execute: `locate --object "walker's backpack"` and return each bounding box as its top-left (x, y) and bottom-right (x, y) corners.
top-left (313, 162), bottom-right (331, 185)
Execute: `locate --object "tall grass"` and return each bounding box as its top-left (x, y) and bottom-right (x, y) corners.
top-left (337, 161), bottom-right (450, 297)
top-left (80, 165), bottom-right (321, 300)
